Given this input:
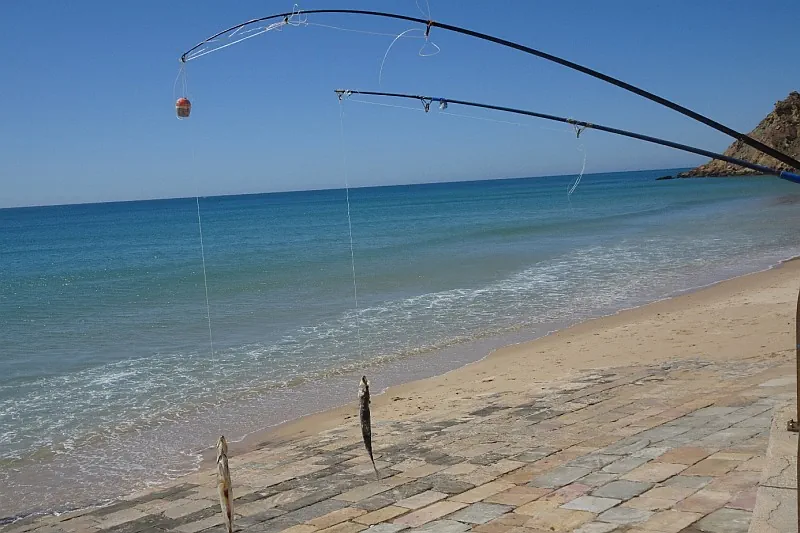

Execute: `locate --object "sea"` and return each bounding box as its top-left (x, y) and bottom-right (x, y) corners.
top-left (2, 169), bottom-right (800, 521)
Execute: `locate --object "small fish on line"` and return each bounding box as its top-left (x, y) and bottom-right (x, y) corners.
top-left (216, 435), bottom-right (234, 533)
top-left (358, 376), bottom-right (379, 479)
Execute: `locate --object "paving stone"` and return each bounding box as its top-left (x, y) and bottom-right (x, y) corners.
top-left (567, 454), bottom-right (622, 470)
top-left (358, 524), bottom-right (408, 533)
top-left (353, 494), bottom-right (395, 512)
top-left (335, 478), bottom-right (406, 503)
top-left (387, 481), bottom-right (434, 501)
top-left (694, 507), bottom-right (751, 533)
top-left (283, 499), bottom-right (350, 523)
top-left (392, 501), bottom-right (467, 528)
top-left (446, 502), bottom-right (513, 524)
top-left (245, 515), bottom-right (306, 533)
top-left (513, 499), bottom-right (560, 517)
top-left (656, 447), bottom-right (712, 465)
top-left (601, 439), bottom-right (651, 456)
top-left (281, 489), bottom-right (347, 513)
top-left (578, 472), bottom-right (619, 488)
top-left (449, 481), bottom-right (514, 504)
top-left (483, 486), bottom-right (550, 506)
top-left (674, 489), bottom-right (731, 513)
top-left (560, 495), bottom-right (621, 513)
top-left (690, 407), bottom-right (740, 418)
top-left (411, 519), bottom-right (471, 533)
top-left (308, 508), bottom-right (366, 529)
top-left (160, 515), bottom-right (216, 533)
top-left (725, 488), bottom-right (757, 511)
top-left (470, 511), bottom-right (530, 533)
top-left (423, 476), bottom-right (475, 495)
top-left (592, 480), bottom-right (652, 501)
top-left (529, 466), bottom-right (592, 489)
top-left (636, 425), bottom-right (693, 443)
top-left (397, 464), bottom-right (448, 479)
top-left (469, 452), bottom-right (508, 466)
top-left (640, 485), bottom-right (698, 502)
top-left (316, 521), bottom-right (367, 533)
top-left (541, 483), bottom-right (591, 504)
top-left (353, 505), bottom-right (408, 525)
top-left (621, 496), bottom-right (674, 511)
top-left (662, 475), bottom-right (713, 490)
top-left (707, 451), bottom-right (751, 461)
top-left (395, 491), bottom-right (448, 510)
top-left (631, 446), bottom-right (671, 459)
top-left (681, 458), bottom-right (739, 477)
top-left (596, 506), bottom-right (653, 525)
top-left (622, 462), bottom-right (686, 483)
top-left (522, 505), bottom-right (594, 532)
top-left (441, 462), bottom-right (479, 476)
top-left (602, 456), bottom-right (650, 474)
top-left (639, 509), bottom-right (703, 532)
top-left (572, 523), bottom-right (620, 533)
top-left (512, 448), bottom-right (558, 462)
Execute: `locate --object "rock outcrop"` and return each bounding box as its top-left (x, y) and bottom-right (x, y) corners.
top-left (678, 91), bottom-right (799, 178)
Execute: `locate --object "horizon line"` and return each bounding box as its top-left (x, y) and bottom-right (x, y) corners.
top-left (1, 166), bottom-right (693, 211)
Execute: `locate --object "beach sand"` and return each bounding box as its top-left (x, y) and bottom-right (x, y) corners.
top-left (8, 259), bottom-right (799, 532)
top-left (248, 258), bottom-right (799, 450)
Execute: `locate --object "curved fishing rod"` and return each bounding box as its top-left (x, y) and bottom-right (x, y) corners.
top-left (180, 8), bottom-right (800, 171)
top-left (335, 89), bottom-right (800, 184)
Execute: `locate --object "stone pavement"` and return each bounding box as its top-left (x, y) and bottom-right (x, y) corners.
top-left (3, 356), bottom-right (795, 533)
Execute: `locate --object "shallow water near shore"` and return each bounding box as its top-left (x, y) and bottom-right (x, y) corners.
top-left (2, 169), bottom-right (800, 520)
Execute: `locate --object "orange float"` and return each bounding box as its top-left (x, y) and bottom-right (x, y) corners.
top-left (176, 97), bottom-right (191, 119)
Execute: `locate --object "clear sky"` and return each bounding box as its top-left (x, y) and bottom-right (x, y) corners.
top-left (1, 1), bottom-right (797, 208)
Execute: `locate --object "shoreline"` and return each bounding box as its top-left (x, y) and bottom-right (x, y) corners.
top-left (221, 253), bottom-right (800, 456)
top-left (6, 255), bottom-right (800, 525)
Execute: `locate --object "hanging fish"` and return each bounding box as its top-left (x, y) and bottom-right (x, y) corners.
top-left (358, 376), bottom-right (379, 479)
top-left (216, 435), bottom-right (234, 533)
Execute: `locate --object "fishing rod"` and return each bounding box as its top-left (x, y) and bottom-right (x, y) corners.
top-left (180, 8), bottom-right (800, 171)
top-left (335, 89), bottom-right (800, 184)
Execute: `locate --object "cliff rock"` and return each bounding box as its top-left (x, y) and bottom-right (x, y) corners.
top-left (678, 91), bottom-right (799, 177)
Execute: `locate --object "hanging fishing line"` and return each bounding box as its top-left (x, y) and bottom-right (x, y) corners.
top-left (340, 92), bottom-right (587, 199)
top-left (378, 27), bottom-right (440, 85)
top-left (337, 96), bottom-right (363, 358)
top-left (195, 196), bottom-right (216, 378)
top-left (567, 121), bottom-right (588, 197)
top-left (175, 63), bottom-right (219, 433)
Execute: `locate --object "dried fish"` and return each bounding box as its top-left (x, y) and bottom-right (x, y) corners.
top-left (216, 435), bottom-right (234, 533)
top-left (358, 376), bottom-right (379, 479)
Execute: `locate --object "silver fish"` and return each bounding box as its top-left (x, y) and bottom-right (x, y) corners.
top-left (358, 376), bottom-right (379, 479)
top-left (216, 435), bottom-right (234, 533)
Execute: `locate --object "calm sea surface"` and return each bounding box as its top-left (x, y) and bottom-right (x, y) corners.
top-left (2, 170), bottom-right (800, 519)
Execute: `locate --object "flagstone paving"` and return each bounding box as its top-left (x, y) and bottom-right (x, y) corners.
top-left (2, 356), bottom-right (795, 533)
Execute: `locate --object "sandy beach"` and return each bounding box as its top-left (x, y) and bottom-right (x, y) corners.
top-left (7, 258), bottom-right (799, 532)
top-left (245, 257), bottom-right (799, 452)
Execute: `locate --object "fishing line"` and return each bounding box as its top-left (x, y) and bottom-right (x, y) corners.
top-left (346, 96), bottom-right (575, 134)
top-left (378, 25), bottom-right (439, 85)
top-left (416, 0), bottom-right (432, 20)
top-left (337, 98), bottom-right (363, 358)
top-left (379, 28), bottom-right (423, 85)
top-left (568, 144), bottom-right (587, 197)
top-left (195, 196), bottom-right (216, 382)
top-left (305, 22), bottom-right (427, 39)
top-left (177, 70), bottom-right (220, 434)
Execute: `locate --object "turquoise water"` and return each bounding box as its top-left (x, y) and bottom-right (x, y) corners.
top-left (2, 170), bottom-right (800, 519)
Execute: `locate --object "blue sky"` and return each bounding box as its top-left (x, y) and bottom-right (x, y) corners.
top-left (1, 1), bottom-right (797, 207)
